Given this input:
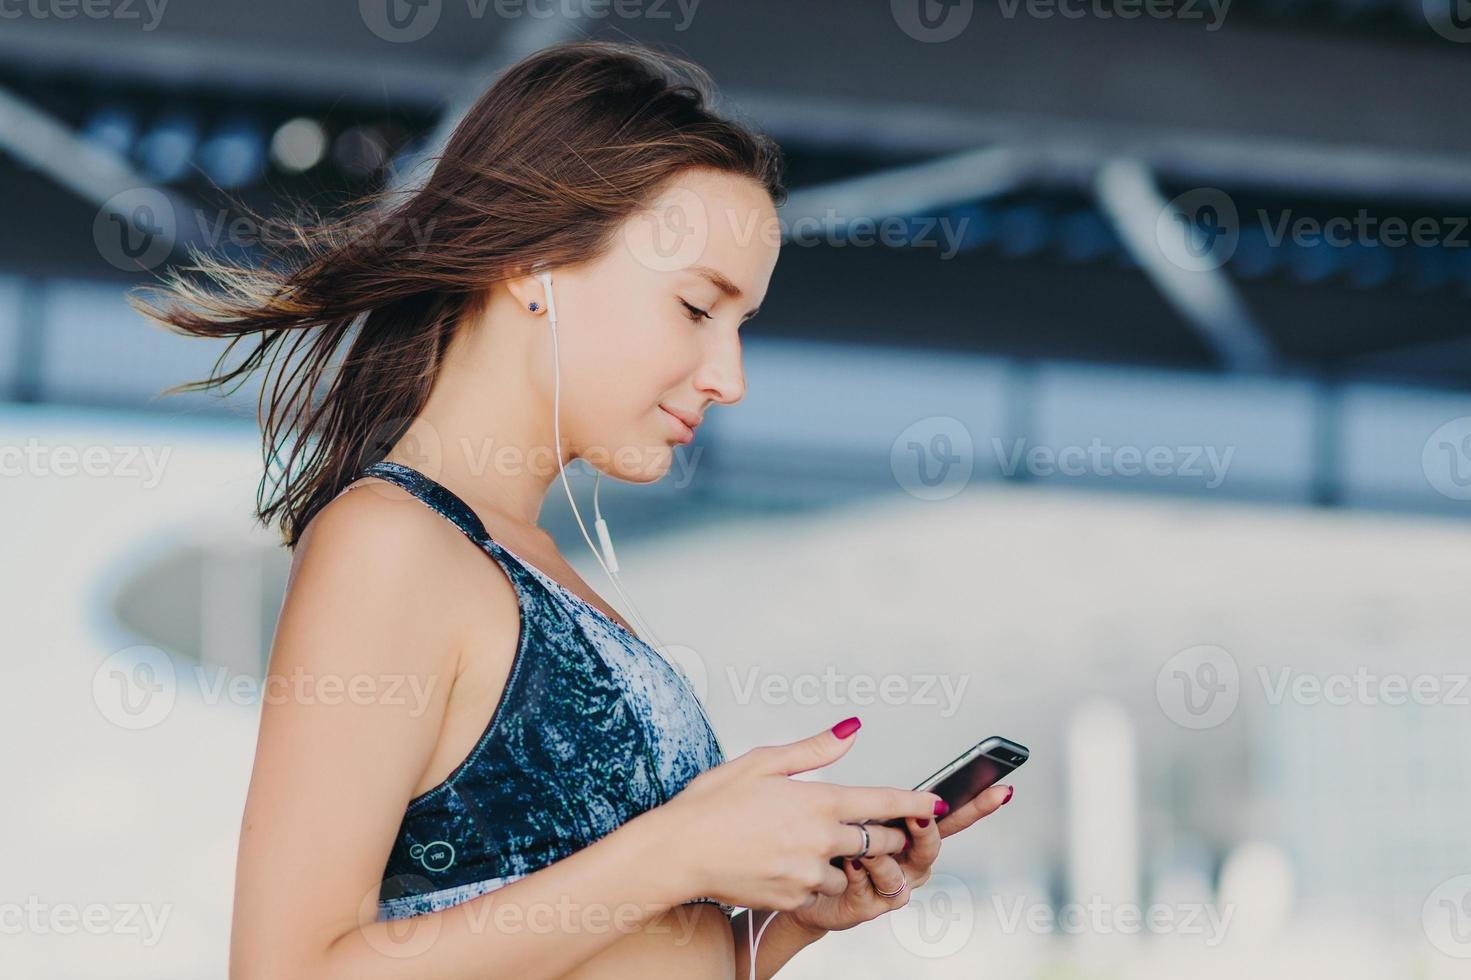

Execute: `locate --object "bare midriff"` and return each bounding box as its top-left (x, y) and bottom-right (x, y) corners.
top-left (558, 901), bottom-right (734, 979)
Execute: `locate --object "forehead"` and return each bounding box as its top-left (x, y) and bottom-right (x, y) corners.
top-left (617, 167), bottom-right (781, 296)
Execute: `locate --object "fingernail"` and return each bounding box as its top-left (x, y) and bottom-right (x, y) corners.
top-left (831, 716), bottom-right (862, 739)
top-left (1002, 785), bottom-right (1014, 805)
top-left (850, 859), bottom-right (863, 871)
top-left (933, 800), bottom-right (950, 816)
top-left (917, 818), bottom-right (930, 828)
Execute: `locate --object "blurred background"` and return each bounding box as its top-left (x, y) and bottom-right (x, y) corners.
top-left (4, 2), bottom-right (1470, 977)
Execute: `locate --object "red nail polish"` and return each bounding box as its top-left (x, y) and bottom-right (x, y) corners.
top-left (917, 818), bottom-right (930, 828)
top-left (851, 859), bottom-right (863, 871)
top-left (1002, 785), bottom-right (1014, 805)
top-left (831, 716), bottom-right (861, 739)
top-left (933, 800), bottom-right (950, 816)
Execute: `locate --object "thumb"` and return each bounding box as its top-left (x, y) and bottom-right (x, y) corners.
top-left (757, 716), bottom-right (863, 776)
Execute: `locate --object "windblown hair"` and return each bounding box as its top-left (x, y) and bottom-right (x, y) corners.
top-left (130, 39), bottom-right (786, 549)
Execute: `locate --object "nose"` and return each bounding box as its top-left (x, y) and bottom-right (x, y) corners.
top-left (695, 328), bottom-right (745, 406)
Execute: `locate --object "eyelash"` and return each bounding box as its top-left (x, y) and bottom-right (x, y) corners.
top-left (680, 300), bottom-right (712, 323)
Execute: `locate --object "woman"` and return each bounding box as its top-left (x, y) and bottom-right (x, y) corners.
top-left (134, 39), bottom-right (1014, 980)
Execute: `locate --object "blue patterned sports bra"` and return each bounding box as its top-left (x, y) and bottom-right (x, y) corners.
top-left (341, 461), bottom-right (734, 921)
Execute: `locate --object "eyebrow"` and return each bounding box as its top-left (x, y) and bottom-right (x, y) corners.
top-left (690, 265), bottom-right (761, 319)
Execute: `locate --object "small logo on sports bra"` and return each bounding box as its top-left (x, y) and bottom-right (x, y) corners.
top-left (410, 840), bottom-right (456, 872)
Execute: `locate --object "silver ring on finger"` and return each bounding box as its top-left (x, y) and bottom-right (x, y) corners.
top-left (842, 822), bottom-right (871, 860)
top-left (873, 877), bottom-right (908, 899)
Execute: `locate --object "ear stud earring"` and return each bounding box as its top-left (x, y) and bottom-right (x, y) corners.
top-left (529, 302), bottom-right (540, 312)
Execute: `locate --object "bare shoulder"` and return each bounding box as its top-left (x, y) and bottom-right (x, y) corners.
top-left (234, 478), bottom-right (490, 970)
top-left (280, 478), bottom-right (481, 673)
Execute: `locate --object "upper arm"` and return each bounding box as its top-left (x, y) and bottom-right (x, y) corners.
top-left (230, 487), bottom-right (473, 975)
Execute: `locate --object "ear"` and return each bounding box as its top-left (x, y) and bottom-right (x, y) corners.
top-left (504, 272), bottom-right (547, 313)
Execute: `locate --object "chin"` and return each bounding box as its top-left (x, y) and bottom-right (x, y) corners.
top-left (622, 447), bottom-right (675, 484)
top-left (584, 441), bottom-right (675, 484)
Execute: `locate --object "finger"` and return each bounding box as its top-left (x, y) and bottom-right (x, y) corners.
top-left (836, 822), bottom-right (908, 858)
top-left (859, 854), bottom-right (908, 900)
top-left (898, 811), bottom-right (942, 869)
top-left (831, 785), bottom-right (945, 823)
top-left (748, 716), bottom-right (863, 776)
top-left (816, 863), bottom-right (849, 897)
top-left (936, 783), bottom-right (1014, 839)
top-left (842, 856), bottom-right (875, 896)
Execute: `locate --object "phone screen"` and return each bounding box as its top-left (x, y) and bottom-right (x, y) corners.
top-left (830, 737), bottom-right (1028, 866)
top-left (923, 751), bottom-right (1010, 809)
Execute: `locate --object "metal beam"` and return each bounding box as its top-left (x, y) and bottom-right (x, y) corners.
top-left (1094, 158), bottom-right (1277, 373)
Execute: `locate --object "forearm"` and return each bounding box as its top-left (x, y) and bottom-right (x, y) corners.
top-left (729, 909), bottom-right (827, 980)
top-left (308, 809), bottom-right (694, 980)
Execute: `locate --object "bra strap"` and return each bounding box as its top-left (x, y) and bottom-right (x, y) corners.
top-left (355, 460), bottom-right (495, 550)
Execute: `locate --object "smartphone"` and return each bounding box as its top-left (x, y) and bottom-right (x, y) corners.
top-left (831, 735), bottom-right (1029, 867)
top-left (882, 735), bottom-right (1028, 827)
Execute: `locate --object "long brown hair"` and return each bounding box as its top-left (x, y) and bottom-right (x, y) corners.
top-left (130, 39), bottom-right (787, 550)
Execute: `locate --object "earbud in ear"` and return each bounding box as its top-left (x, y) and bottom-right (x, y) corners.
top-left (534, 270), bottom-right (557, 325)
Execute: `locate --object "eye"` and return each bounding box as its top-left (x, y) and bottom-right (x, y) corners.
top-left (680, 299), bottom-right (712, 323)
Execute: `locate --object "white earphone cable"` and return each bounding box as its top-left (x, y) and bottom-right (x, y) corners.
top-left (536, 271), bottom-right (776, 978)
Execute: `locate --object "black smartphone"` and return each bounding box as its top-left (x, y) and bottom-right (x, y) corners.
top-left (831, 735), bottom-right (1029, 867)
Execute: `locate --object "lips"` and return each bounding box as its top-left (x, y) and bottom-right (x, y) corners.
top-left (661, 405), bottom-right (702, 431)
top-left (660, 405), bottom-right (699, 443)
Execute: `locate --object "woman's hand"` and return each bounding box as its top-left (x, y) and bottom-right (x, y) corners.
top-left (654, 717), bottom-right (946, 913)
top-left (785, 782), bottom-right (1015, 934)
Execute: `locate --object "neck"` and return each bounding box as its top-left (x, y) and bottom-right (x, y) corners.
top-left (390, 294), bottom-right (567, 530)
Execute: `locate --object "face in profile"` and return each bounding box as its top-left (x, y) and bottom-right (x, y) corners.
top-left (543, 167), bottom-right (782, 484)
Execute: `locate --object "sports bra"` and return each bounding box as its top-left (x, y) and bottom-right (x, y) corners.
top-left (337, 460), bottom-right (735, 921)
